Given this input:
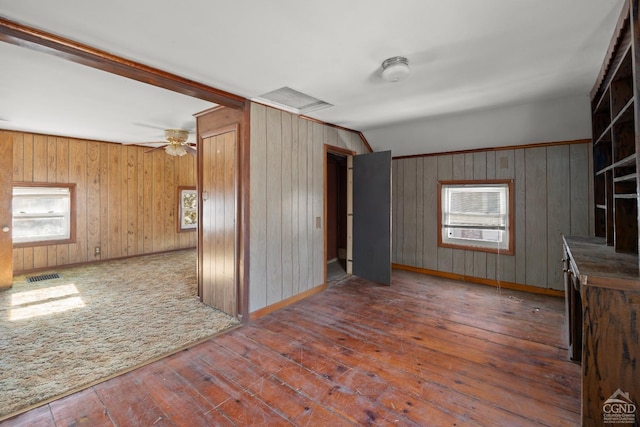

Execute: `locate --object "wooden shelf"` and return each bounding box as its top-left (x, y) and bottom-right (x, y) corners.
top-left (613, 172), bottom-right (637, 182)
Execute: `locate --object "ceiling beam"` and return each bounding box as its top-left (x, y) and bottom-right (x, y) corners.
top-left (0, 16), bottom-right (247, 110)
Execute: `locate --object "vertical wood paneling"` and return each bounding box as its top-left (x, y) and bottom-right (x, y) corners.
top-left (222, 132), bottom-right (237, 315)
top-left (164, 153), bottom-right (176, 252)
top-left (392, 142), bottom-right (591, 290)
top-left (415, 158), bottom-right (424, 268)
top-left (393, 160), bottom-right (404, 264)
top-left (569, 144), bottom-right (590, 236)
top-left (86, 141), bottom-right (101, 262)
top-left (266, 108), bottom-right (283, 305)
top-left (151, 150), bottom-right (163, 253)
top-left (513, 149), bottom-right (527, 285)
top-left (422, 156), bottom-right (438, 270)
top-left (306, 121), bottom-right (315, 290)
top-left (312, 122), bottom-right (324, 287)
top-left (525, 147), bottom-right (547, 287)
top-left (69, 139), bottom-right (87, 264)
top-left (546, 145), bottom-right (571, 290)
top-left (142, 151), bottom-right (153, 254)
top-left (108, 144), bottom-right (122, 258)
top-left (290, 117), bottom-right (300, 295)
top-left (437, 155), bottom-right (453, 273)
top-left (297, 118), bottom-right (310, 292)
top-left (10, 131), bottom-right (196, 274)
top-left (281, 113), bottom-right (293, 299)
top-left (248, 105), bottom-right (368, 313)
top-left (402, 158), bottom-right (417, 266)
top-left (126, 146), bottom-right (138, 256)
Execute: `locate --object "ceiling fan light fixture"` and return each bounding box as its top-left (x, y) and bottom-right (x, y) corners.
top-left (381, 56), bottom-right (410, 82)
top-left (165, 143), bottom-right (187, 157)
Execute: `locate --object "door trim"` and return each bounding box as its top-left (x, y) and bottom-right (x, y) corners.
top-left (324, 144), bottom-right (356, 285)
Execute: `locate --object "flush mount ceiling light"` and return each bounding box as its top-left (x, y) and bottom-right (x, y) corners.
top-left (381, 56), bottom-right (410, 82)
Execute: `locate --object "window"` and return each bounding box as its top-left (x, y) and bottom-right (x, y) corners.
top-left (438, 180), bottom-right (514, 254)
top-left (178, 187), bottom-right (197, 231)
top-left (12, 184), bottom-right (75, 246)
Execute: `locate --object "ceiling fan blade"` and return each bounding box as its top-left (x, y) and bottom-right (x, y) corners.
top-left (184, 145), bottom-right (197, 155)
top-left (132, 122), bottom-right (167, 131)
top-left (122, 141), bottom-right (164, 146)
top-left (144, 145), bottom-right (167, 154)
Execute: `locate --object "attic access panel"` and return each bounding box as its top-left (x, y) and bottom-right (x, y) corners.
top-left (253, 87), bottom-right (332, 115)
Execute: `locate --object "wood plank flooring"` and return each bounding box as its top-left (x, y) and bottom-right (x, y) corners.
top-left (1, 270), bottom-right (580, 426)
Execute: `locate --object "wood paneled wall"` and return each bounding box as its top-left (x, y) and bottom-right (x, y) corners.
top-left (249, 103), bottom-right (368, 313)
top-left (10, 131), bottom-right (196, 274)
top-left (392, 142), bottom-right (592, 290)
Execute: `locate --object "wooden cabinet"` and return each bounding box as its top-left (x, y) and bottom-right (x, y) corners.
top-left (563, 237), bottom-right (640, 426)
top-left (592, 0), bottom-right (639, 254)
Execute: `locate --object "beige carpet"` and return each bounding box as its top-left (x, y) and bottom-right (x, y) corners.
top-left (0, 249), bottom-right (239, 420)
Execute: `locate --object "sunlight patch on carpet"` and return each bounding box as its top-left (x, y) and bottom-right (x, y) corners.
top-left (9, 283), bottom-right (85, 321)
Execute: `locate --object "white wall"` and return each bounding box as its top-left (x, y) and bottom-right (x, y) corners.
top-left (365, 95), bottom-right (591, 157)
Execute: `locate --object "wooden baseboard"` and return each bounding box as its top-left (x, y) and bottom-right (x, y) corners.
top-left (13, 247), bottom-right (197, 276)
top-left (392, 263), bottom-right (565, 297)
top-left (249, 283), bottom-right (327, 321)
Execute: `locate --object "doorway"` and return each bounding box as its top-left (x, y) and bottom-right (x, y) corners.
top-left (326, 149), bottom-right (350, 283)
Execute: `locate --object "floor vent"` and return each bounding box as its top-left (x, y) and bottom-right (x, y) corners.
top-left (26, 273), bottom-right (61, 283)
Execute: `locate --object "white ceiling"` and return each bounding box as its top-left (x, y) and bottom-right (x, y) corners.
top-left (0, 0), bottom-right (626, 156)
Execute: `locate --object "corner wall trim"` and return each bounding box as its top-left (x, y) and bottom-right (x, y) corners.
top-left (392, 263), bottom-right (565, 297)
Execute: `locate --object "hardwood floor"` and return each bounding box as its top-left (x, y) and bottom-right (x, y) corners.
top-left (1, 270), bottom-right (580, 426)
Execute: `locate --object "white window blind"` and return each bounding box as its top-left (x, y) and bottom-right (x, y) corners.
top-left (13, 186), bottom-right (72, 244)
top-left (440, 182), bottom-right (511, 252)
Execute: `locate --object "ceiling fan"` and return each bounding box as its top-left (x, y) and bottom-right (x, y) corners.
top-left (141, 129), bottom-right (196, 156)
top-left (126, 129), bottom-right (196, 156)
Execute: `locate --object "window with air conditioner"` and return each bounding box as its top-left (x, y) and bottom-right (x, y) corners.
top-left (438, 180), bottom-right (514, 254)
top-left (12, 184), bottom-right (75, 246)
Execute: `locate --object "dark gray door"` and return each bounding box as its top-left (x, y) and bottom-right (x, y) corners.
top-left (353, 150), bottom-right (391, 285)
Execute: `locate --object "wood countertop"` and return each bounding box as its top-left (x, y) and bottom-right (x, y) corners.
top-left (563, 235), bottom-right (640, 291)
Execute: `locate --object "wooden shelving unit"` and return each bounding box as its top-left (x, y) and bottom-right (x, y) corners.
top-left (564, 2), bottom-right (640, 425)
top-left (591, 10), bottom-right (638, 254)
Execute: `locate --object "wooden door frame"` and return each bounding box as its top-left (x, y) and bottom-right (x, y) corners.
top-left (324, 144), bottom-right (355, 285)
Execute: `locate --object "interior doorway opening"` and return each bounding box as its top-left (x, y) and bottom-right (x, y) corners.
top-left (326, 151), bottom-right (349, 283)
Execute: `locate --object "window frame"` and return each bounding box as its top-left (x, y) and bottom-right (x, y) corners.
top-left (437, 179), bottom-right (514, 255)
top-left (12, 182), bottom-right (77, 248)
top-left (178, 186), bottom-right (197, 232)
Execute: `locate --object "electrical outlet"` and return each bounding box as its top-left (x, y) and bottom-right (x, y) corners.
top-left (94, 247), bottom-right (101, 255)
